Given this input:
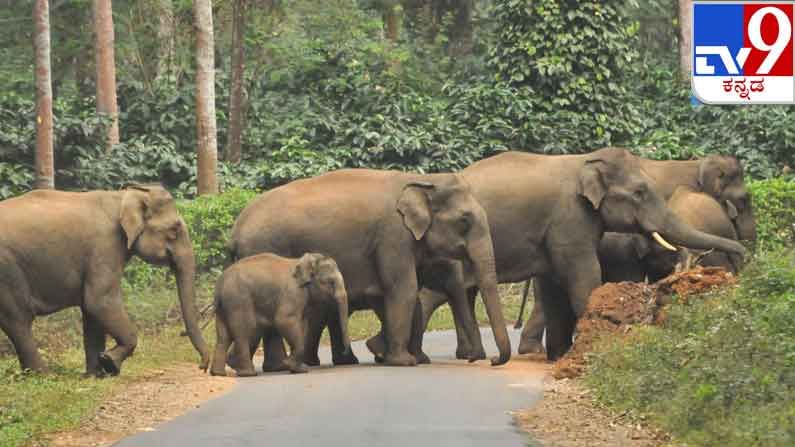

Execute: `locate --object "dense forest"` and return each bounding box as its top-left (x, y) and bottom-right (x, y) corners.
top-left (1, 0), bottom-right (794, 200)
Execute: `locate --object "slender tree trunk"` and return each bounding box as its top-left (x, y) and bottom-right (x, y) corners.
top-left (194, 0), bottom-right (218, 195)
top-left (678, 0), bottom-right (693, 81)
top-left (156, 0), bottom-right (175, 80)
top-left (92, 0), bottom-right (120, 150)
top-left (33, 0), bottom-right (54, 190)
top-left (383, 4), bottom-right (399, 43)
top-left (449, 0), bottom-right (473, 57)
top-left (225, 0), bottom-right (247, 164)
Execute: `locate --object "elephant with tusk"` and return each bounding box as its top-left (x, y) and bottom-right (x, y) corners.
top-left (517, 153), bottom-right (757, 355)
top-left (0, 185), bottom-right (210, 375)
top-left (397, 148), bottom-right (746, 361)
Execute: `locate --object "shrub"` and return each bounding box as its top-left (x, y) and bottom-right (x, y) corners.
top-left (748, 178), bottom-right (795, 251)
top-left (586, 249), bottom-right (795, 446)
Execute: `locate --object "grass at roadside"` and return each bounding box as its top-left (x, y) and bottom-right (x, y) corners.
top-left (585, 250), bottom-right (795, 446)
top-left (0, 277), bottom-right (527, 447)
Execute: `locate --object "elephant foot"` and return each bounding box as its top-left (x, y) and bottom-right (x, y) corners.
top-left (97, 352), bottom-right (121, 376)
top-left (373, 355), bottom-right (385, 364)
top-left (235, 368), bottom-right (258, 377)
top-left (304, 355), bottom-right (321, 367)
top-left (210, 367), bottom-right (228, 377)
top-left (83, 368), bottom-right (107, 379)
top-left (262, 361), bottom-right (289, 373)
top-left (365, 335), bottom-right (386, 359)
top-left (332, 350), bottom-right (359, 366)
top-left (456, 346), bottom-right (487, 361)
top-left (414, 351), bottom-right (431, 365)
top-left (288, 362), bottom-right (309, 374)
top-left (384, 352), bottom-right (417, 367)
top-left (518, 338), bottom-right (545, 355)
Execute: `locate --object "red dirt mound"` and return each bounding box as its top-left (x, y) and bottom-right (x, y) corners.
top-left (553, 266), bottom-right (736, 379)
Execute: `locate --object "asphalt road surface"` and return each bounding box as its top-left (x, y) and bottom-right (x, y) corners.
top-left (115, 327), bottom-right (544, 447)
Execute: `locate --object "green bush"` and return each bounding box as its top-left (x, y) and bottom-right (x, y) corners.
top-left (748, 178), bottom-right (795, 252)
top-left (587, 249), bottom-right (795, 446)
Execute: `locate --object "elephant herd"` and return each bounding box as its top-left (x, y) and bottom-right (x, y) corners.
top-left (0, 147), bottom-right (752, 377)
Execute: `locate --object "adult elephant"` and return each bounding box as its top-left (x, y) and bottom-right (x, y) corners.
top-left (0, 185), bottom-right (210, 375)
top-left (227, 169), bottom-right (510, 367)
top-left (517, 154), bottom-right (756, 354)
top-left (405, 148), bottom-right (746, 361)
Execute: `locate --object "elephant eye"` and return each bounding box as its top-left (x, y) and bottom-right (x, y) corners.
top-left (632, 189), bottom-right (645, 200)
top-left (458, 216), bottom-right (471, 234)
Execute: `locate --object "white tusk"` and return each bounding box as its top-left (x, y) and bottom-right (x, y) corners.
top-left (652, 232), bottom-right (677, 251)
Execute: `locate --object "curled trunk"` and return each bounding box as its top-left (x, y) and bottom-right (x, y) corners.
top-left (658, 212), bottom-right (746, 257)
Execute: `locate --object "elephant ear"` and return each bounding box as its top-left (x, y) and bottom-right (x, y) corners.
top-left (632, 235), bottom-right (651, 260)
top-left (294, 253), bottom-right (322, 287)
top-left (120, 186), bottom-right (151, 250)
top-left (725, 199), bottom-right (739, 220)
top-left (397, 182), bottom-right (434, 240)
top-left (577, 159), bottom-right (607, 210)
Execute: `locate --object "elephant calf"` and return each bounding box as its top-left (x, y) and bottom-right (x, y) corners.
top-left (211, 253), bottom-right (350, 376)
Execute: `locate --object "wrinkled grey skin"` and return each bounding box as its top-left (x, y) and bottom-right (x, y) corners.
top-left (227, 169), bottom-right (510, 367)
top-left (402, 148), bottom-right (746, 361)
top-left (518, 155), bottom-right (756, 355)
top-left (0, 185), bottom-right (210, 375)
top-left (211, 253), bottom-right (350, 376)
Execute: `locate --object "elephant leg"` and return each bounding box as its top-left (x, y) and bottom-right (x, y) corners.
top-left (262, 331), bottom-right (288, 373)
top-left (0, 282), bottom-right (45, 373)
top-left (303, 311), bottom-right (327, 367)
top-left (408, 296), bottom-right (430, 364)
top-left (365, 300), bottom-right (387, 363)
top-left (375, 252), bottom-right (419, 367)
top-left (83, 284), bottom-right (137, 376)
top-left (328, 310), bottom-right (359, 366)
top-left (278, 318), bottom-right (308, 374)
top-left (211, 312), bottom-right (232, 376)
top-left (452, 286), bottom-right (484, 361)
top-left (535, 276), bottom-right (575, 361)
top-left (81, 309), bottom-right (107, 377)
top-left (518, 281), bottom-right (546, 355)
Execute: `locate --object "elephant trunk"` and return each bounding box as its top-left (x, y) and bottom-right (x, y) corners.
top-left (652, 211), bottom-right (746, 258)
top-left (468, 231), bottom-right (511, 366)
top-left (172, 234), bottom-right (211, 370)
top-left (335, 287), bottom-right (351, 355)
top-left (734, 208), bottom-right (758, 244)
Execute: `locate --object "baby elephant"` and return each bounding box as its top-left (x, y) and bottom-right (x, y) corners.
top-left (211, 253), bottom-right (350, 376)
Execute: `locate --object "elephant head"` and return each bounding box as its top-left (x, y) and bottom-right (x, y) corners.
top-left (698, 155), bottom-right (757, 243)
top-left (119, 184), bottom-right (211, 368)
top-left (578, 148), bottom-right (746, 259)
top-left (397, 175), bottom-right (510, 366)
top-left (295, 253), bottom-right (351, 355)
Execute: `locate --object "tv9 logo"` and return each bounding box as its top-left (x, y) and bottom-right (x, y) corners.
top-left (692, 2), bottom-right (795, 104)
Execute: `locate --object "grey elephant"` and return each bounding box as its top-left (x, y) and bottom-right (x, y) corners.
top-left (227, 169), bottom-right (510, 368)
top-left (400, 148), bottom-right (746, 361)
top-left (211, 253), bottom-right (350, 376)
top-left (0, 185), bottom-right (210, 375)
top-left (517, 154), bottom-right (755, 354)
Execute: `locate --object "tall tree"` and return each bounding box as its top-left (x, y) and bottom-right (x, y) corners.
top-left (33, 0), bottom-right (54, 190)
top-left (678, 0), bottom-right (693, 80)
top-left (194, 0), bottom-right (218, 194)
top-left (93, 0), bottom-right (120, 150)
top-left (381, 0), bottom-right (400, 43)
top-left (225, 0), bottom-right (247, 164)
top-left (156, 0), bottom-right (175, 80)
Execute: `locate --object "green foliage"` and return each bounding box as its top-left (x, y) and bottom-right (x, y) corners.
top-left (586, 249), bottom-right (795, 446)
top-left (748, 178), bottom-right (795, 251)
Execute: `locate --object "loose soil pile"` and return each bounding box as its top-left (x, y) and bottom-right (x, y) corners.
top-left (553, 266), bottom-right (736, 379)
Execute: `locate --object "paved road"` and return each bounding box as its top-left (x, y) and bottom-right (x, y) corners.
top-left (115, 327), bottom-right (545, 447)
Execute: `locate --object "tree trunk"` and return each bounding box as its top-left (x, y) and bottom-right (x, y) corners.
top-left (678, 0), bottom-right (693, 81)
top-left (156, 0), bottom-right (175, 80)
top-left (225, 0), bottom-right (247, 164)
top-left (383, 4), bottom-right (399, 43)
top-left (93, 0), bottom-right (120, 151)
top-left (194, 0), bottom-right (218, 195)
top-left (33, 0), bottom-right (54, 190)
top-left (449, 0), bottom-right (473, 57)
